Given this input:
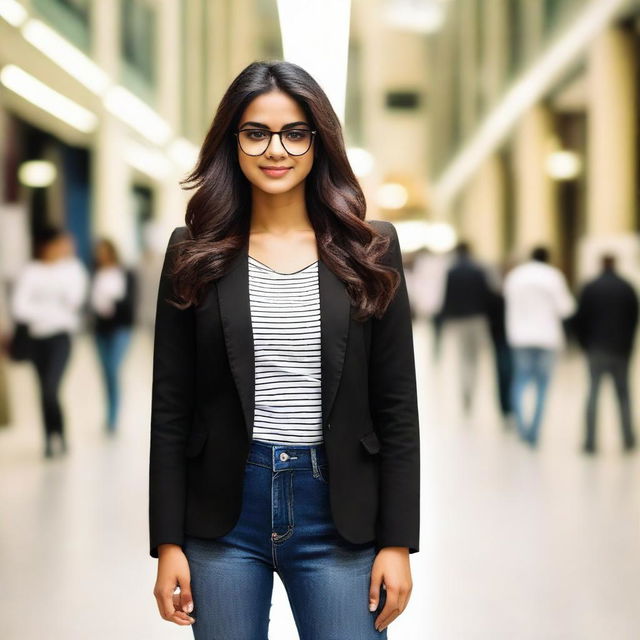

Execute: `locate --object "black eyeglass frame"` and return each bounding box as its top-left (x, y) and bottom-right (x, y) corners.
top-left (233, 128), bottom-right (317, 156)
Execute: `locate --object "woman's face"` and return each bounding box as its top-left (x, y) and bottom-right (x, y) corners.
top-left (236, 90), bottom-right (314, 196)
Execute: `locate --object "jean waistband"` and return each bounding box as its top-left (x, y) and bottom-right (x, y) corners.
top-left (248, 438), bottom-right (328, 471)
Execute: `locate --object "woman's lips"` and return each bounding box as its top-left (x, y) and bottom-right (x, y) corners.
top-left (260, 167), bottom-right (291, 178)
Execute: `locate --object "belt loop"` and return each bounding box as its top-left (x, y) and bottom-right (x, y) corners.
top-left (310, 447), bottom-right (320, 478)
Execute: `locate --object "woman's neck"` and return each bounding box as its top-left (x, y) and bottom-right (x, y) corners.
top-left (249, 187), bottom-right (312, 235)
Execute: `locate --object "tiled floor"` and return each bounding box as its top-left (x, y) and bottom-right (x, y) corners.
top-left (1, 321), bottom-right (639, 639)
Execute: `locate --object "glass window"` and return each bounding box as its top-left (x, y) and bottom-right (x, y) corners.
top-left (32, 0), bottom-right (91, 51)
top-left (120, 0), bottom-right (157, 102)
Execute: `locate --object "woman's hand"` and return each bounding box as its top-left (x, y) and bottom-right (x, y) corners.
top-left (369, 546), bottom-right (413, 632)
top-left (153, 544), bottom-right (196, 626)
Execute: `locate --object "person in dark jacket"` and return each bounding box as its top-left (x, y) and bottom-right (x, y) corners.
top-left (573, 255), bottom-right (638, 453)
top-left (90, 238), bottom-right (136, 433)
top-left (487, 275), bottom-right (513, 426)
top-left (436, 242), bottom-right (492, 415)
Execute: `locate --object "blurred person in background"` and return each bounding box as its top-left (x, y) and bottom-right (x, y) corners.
top-left (504, 246), bottom-right (575, 447)
top-left (486, 263), bottom-right (514, 428)
top-left (408, 247), bottom-right (449, 362)
top-left (90, 238), bottom-right (136, 434)
top-left (10, 227), bottom-right (89, 457)
top-left (436, 241), bottom-right (492, 415)
top-left (572, 254), bottom-right (638, 454)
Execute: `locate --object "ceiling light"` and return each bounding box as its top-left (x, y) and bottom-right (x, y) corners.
top-left (22, 19), bottom-right (109, 95)
top-left (0, 64), bottom-right (98, 133)
top-left (546, 150), bottom-right (582, 180)
top-left (18, 160), bottom-right (57, 187)
top-left (377, 182), bottom-right (409, 209)
top-left (0, 0), bottom-right (27, 27)
top-left (104, 85), bottom-right (172, 146)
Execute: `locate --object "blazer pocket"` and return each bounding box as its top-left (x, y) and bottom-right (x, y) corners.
top-left (360, 430), bottom-right (381, 455)
top-left (184, 430), bottom-right (209, 458)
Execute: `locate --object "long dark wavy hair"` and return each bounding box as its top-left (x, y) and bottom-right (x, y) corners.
top-left (170, 59), bottom-right (399, 322)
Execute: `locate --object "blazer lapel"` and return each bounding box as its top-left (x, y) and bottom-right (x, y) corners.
top-left (318, 259), bottom-right (351, 428)
top-left (216, 243), bottom-right (351, 441)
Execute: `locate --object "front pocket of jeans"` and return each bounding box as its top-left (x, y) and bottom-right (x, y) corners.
top-left (315, 464), bottom-right (329, 484)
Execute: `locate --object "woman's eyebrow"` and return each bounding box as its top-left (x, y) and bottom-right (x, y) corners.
top-left (238, 121), bottom-right (309, 130)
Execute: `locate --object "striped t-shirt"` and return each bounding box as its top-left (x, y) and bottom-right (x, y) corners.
top-left (248, 254), bottom-right (323, 445)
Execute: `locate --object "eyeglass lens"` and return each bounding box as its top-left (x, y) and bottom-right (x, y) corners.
top-left (237, 129), bottom-right (313, 156)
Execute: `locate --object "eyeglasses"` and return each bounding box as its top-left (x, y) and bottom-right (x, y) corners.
top-left (234, 128), bottom-right (317, 156)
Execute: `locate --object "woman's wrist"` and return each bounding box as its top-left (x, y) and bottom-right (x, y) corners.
top-left (158, 543), bottom-right (183, 557)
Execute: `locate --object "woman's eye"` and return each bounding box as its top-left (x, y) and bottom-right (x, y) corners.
top-left (247, 130), bottom-right (267, 139)
top-left (286, 130), bottom-right (308, 141)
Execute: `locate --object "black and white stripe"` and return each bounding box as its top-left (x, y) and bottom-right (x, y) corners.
top-left (248, 254), bottom-right (323, 445)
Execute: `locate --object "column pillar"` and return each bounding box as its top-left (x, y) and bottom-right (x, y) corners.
top-left (91, 0), bottom-right (135, 260)
top-left (579, 25), bottom-right (639, 284)
top-left (460, 155), bottom-right (505, 264)
top-left (513, 104), bottom-right (557, 256)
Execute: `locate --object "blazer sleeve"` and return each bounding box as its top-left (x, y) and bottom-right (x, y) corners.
top-left (368, 221), bottom-right (421, 554)
top-left (148, 226), bottom-right (195, 558)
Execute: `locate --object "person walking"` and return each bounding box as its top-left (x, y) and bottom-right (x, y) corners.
top-left (436, 242), bottom-right (492, 415)
top-left (10, 227), bottom-right (88, 457)
top-left (504, 246), bottom-right (575, 447)
top-left (572, 255), bottom-right (638, 454)
top-left (149, 60), bottom-right (420, 639)
top-left (90, 238), bottom-right (136, 434)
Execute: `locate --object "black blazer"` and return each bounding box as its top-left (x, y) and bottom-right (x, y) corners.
top-left (148, 220), bottom-right (420, 558)
top-left (572, 270), bottom-right (639, 356)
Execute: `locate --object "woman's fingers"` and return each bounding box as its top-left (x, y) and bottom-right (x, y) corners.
top-left (374, 582), bottom-right (411, 632)
top-left (178, 585), bottom-right (194, 615)
top-left (154, 546), bottom-right (195, 626)
top-left (368, 565), bottom-right (384, 611)
top-left (153, 587), bottom-right (195, 625)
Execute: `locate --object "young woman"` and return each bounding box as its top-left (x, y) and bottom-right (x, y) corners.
top-left (89, 238), bottom-right (136, 433)
top-left (11, 227), bottom-right (88, 457)
top-left (149, 60), bottom-right (420, 639)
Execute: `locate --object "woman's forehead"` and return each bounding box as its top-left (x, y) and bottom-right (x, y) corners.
top-left (240, 91), bottom-right (307, 125)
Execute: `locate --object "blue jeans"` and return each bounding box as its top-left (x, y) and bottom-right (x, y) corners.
top-left (511, 347), bottom-right (556, 445)
top-left (183, 439), bottom-right (387, 640)
top-left (95, 328), bottom-right (132, 429)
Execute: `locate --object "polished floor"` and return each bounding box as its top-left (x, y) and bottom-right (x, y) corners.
top-left (1, 320), bottom-right (639, 639)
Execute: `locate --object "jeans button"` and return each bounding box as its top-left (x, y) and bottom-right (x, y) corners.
top-left (279, 452), bottom-right (290, 461)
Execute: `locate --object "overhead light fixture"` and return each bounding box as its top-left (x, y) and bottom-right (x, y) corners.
top-left (546, 150), bottom-right (582, 180)
top-left (347, 147), bottom-right (375, 177)
top-left (0, 64), bottom-right (98, 133)
top-left (21, 19), bottom-right (109, 95)
top-left (104, 85), bottom-right (172, 146)
top-left (384, 0), bottom-right (446, 34)
top-left (0, 0), bottom-right (27, 27)
top-left (377, 182), bottom-right (409, 209)
top-left (18, 160), bottom-right (57, 187)
top-left (425, 221), bottom-right (457, 253)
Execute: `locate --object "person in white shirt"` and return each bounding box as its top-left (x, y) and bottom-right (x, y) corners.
top-left (90, 238), bottom-right (135, 433)
top-left (503, 246), bottom-right (575, 447)
top-left (10, 227), bottom-right (89, 457)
